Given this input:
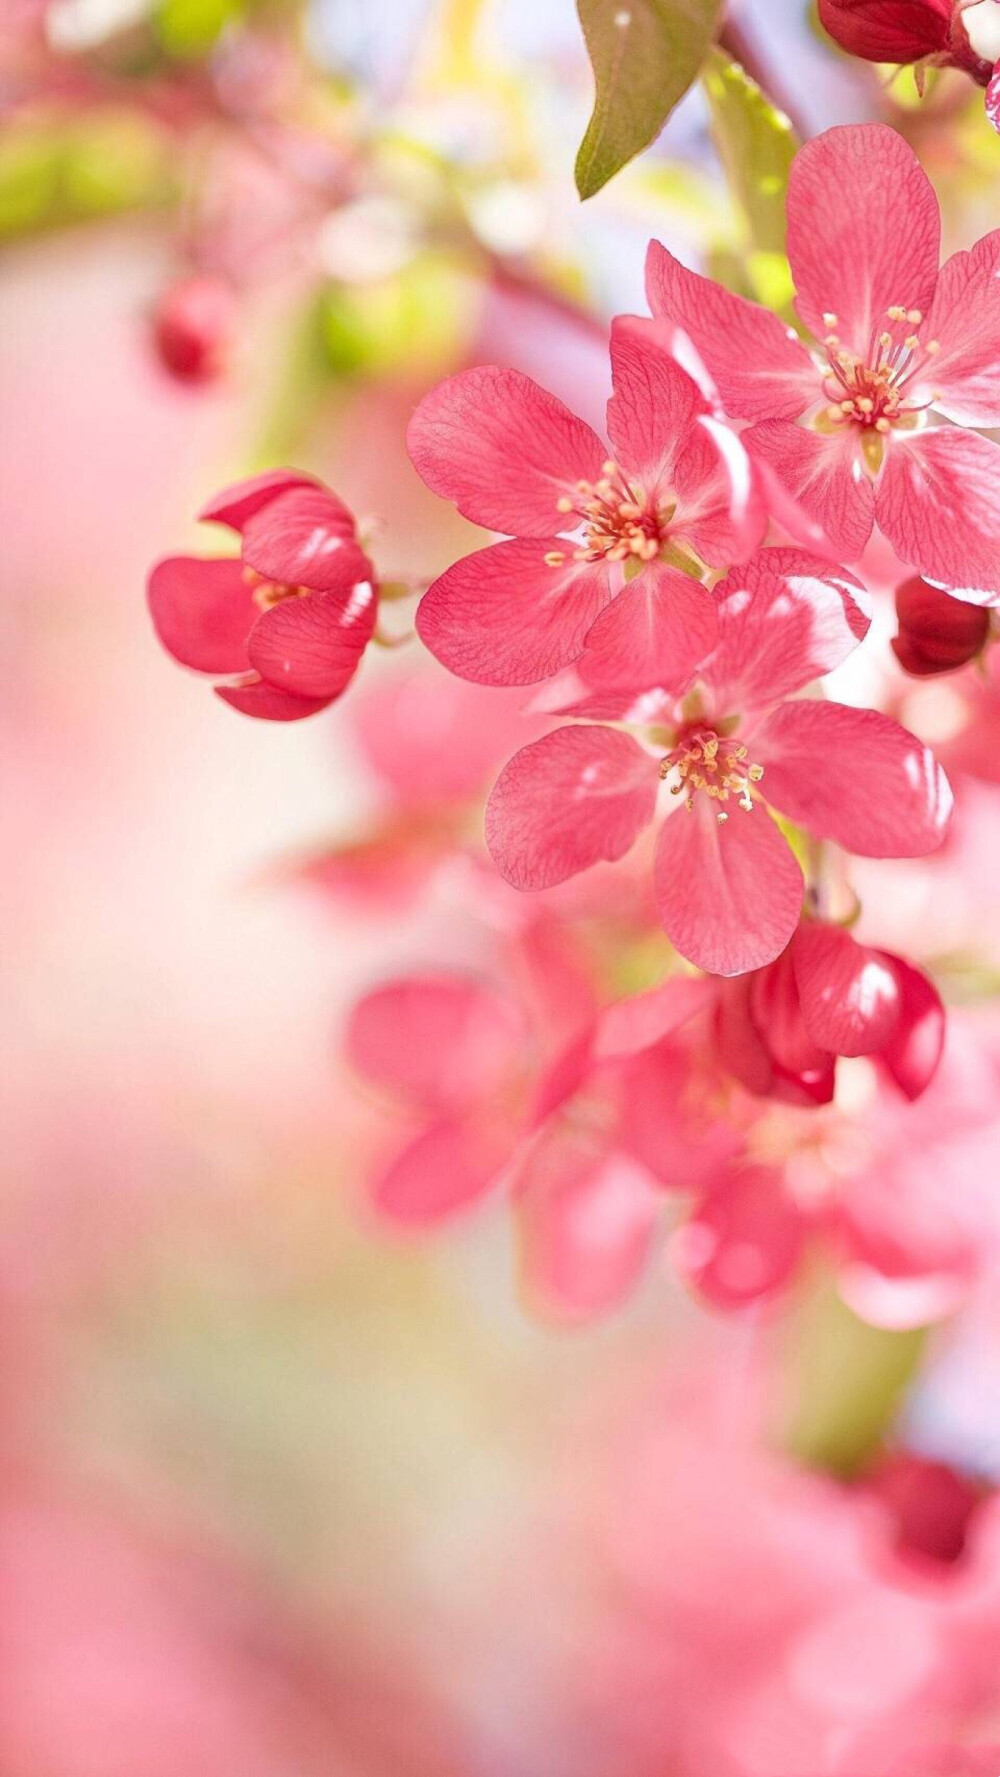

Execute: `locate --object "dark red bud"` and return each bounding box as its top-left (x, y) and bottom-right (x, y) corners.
top-left (818, 0), bottom-right (952, 64)
top-left (870, 1451), bottom-right (986, 1567)
top-left (152, 275), bottom-right (236, 383)
top-left (892, 576), bottom-right (990, 677)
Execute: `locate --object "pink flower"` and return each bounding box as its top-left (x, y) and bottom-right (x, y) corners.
top-left (819, 0), bottom-right (1000, 133)
top-left (484, 547), bottom-right (952, 976)
top-left (716, 918), bottom-right (946, 1105)
top-left (406, 316), bottom-right (765, 692)
top-left (148, 470), bottom-right (377, 721)
top-left (647, 124), bottom-right (1000, 599)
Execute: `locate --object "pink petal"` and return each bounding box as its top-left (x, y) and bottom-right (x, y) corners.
top-left (917, 230), bottom-right (1000, 426)
top-left (147, 555), bottom-right (254, 673)
top-left (743, 421), bottom-right (875, 563)
top-left (615, 1042), bottom-right (742, 1189)
top-left (485, 726), bottom-right (658, 891)
top-left (346, 974), bottom-right (522, 1111)
top-left (368, 1115), bottom-right (510, 1227)
top-left (516, 1133), bottom-right (658, 1322)
top-left (645, 241), bottom-right (817, 423)
top-left (605, 314), bottom-right (704, 489)
top-left (877, 953), bottom-right (944, 1100)
top-left (578, 563), bottom-right (717, 694)
top-left (593, 975), bottom-right (715, 1062)
top-left (715, 977), bottom-right (778, 1096)
top-left (876, 428), bottom-right (1000, 599)
top-left (703, 547), bottom-right (871, 716)
top-left (214, 680), bottom-right (331, 720)
top-left (197, 468), bottom-right (320, 531)
top-left (406, 366), bottom-right (606, 537)
top-left (987, 62), bottom-right (1000, 132)
top-left (653, 798), bottom-right (804, 976)
top-left (349, 671), bottom-right (536, 805)
top-left (754, 701), bottom-right (953, 856)
top-left (415, 539), bottom-right (611, 686)
top-left (672, 415), bottom-right (767, 567)
top-left (241, 487), bottom-right (367, 594)
top-left (247, 583), bottom-right (375, 699)
top-left (791, 922), bottom-right (901, 1056)
top-left (786, 124), bottom-right (940, 358)
top-left (671, 1168), bottom-right (805, 1308)
top-left (749, 943), bottom-right (831, 1075)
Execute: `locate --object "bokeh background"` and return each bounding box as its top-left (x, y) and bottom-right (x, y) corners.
top-left (3, 2), bottom-right (1000, 1770)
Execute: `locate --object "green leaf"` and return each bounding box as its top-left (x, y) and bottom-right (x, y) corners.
top-left (780, 1280), bottom-right (927, 1478)
top-left (701, 46), bottom-right (797, 258)
top-left (575, 0), bottom-right (723, 200)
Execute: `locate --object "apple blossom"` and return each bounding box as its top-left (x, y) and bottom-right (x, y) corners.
top-left (148, 469), bottom-right (377, 720)
top-left (647, 124), bottom-right (1000, 599)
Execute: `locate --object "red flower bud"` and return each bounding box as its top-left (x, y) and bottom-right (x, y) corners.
top-left (892, 576), bottom-right (990, 677)
top-left (152, 275), bottom-right (236, 384)
top-left (818, 0), bottom-right (952, 64)
top-left (869, 1451), bottom-right (986, 1567)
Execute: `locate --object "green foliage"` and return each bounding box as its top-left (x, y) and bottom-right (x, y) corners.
top-left (702, 47), bottom-right (797, 309)
top-left (153, 0), bottom-right (243, 58)
top-left (781, 1281), bottom-right (927, 1478)
top-left (575, 0), bottom-right (723, 200)
top-left (0, 112), bottom-right (169, 241)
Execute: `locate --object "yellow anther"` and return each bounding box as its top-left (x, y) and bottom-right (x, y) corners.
top-left (856, 397), bottom-right (874, 415)
top-left (907, 309), bottom-right (923, 325)
top-left (543, 551), bottom-right (565, 567)
top-left (601, 459), bottom-right (617, 476)
top-left (822, 311), bottom-right (839, 327)
top-left (556, 495), bottom-right (574, 513)
top-left (904, 334), bottom-right (920, 351)
top-left (875, 417), bottom-right (892, 433)
top-left (886, 305), bottom-right (908, 322)
top-left (926, 340), bottom-right (940, 355)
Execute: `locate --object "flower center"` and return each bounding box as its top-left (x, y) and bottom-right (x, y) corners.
top-left (546, 459), bottom-right (670, 568)
top-left (660, 729), bottom-right (764, 823)
top-left (818, 305), bottom-right (939, 441)
top-left (243, 567), bottom-right (311, 612)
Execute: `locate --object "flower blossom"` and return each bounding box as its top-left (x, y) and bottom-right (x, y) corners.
top-left (406, 316), bottom-right (765, 694)
top-left (716, 917), bottom-right (946, 1105)
top-left (647, 123), bottom-right (1000, 599)
top-left (148, 470), bottom-right (377, 721)
top-left (484, 548), bottom-right (952, 976)
top-left (819, 0), bottom-right (1000, 132)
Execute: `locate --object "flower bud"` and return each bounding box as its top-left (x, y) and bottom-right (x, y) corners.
top-left (152, 274), bottom-right (236, 383)
top-left (818, 0), bottom-right (953, 64)
top-left (892, 577), bottom-right (990, 676)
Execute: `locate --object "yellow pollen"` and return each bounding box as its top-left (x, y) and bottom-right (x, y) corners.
top-left (926, 340), bottom-right (940, 355)
top-left (907, 309), bottom-right (923, 325)
top-left (252, 579), bottom-right (310, 612)
top-left (543, 551), bottom-right (565, 566)
top-left (822, 311), bottom-right (839, 327)
top-left (875, 417), bottom-right (892, 433)
top-left (553, 459), bottom-right (673, 566)
top-left (556, 495), bottom-right (574, 513)
top-left (886, 305), bottom-right (908, 322)
top-left (661, 731), bottom-right (764, 815)
top-left (904, 334), bottom-right (920, 351)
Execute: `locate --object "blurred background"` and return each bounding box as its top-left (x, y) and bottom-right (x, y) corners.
top-left (3, 1), bottom-right (1000, 1770)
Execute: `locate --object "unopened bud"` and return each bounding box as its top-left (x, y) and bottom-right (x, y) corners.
top-left (152, 275), bottom-right (236, 384)
top-left (892, 575), bottom-right (990, 677)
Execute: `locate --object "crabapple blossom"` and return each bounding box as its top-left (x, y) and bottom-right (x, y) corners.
top-left (485, 548), bottom-right (952, 976)
top-left (407, 315), bottom-right (765, 692)
top-left (148, 469), bottom-right (377, 720)
top-left (646, 124), bottom-right (1000, 598)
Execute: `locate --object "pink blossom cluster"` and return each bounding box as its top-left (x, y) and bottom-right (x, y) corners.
top-left (148, 120), bottom-right (1000, 1327)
